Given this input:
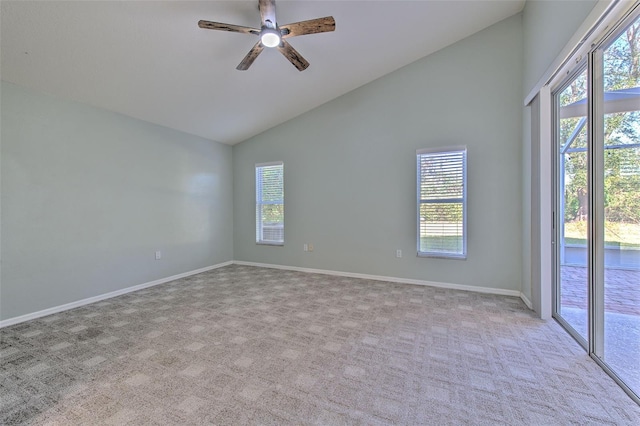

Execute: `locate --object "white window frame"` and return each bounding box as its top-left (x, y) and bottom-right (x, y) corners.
top-left (255, 161), bottom-right (284, 245)
top-left (416, 146), bottom-right (467, 259)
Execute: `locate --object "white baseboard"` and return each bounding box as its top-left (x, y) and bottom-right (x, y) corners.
top-left (1, 259), bottom-right (529, 328)
top-left (520, 292), bottom-right (533, 310)
top-left (233, 261), bottom-right (522, 298)
top-left (0, 261), bottom-right (233, 328)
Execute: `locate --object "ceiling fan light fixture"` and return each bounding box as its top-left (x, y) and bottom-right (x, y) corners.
top-left (199, 0), bottom-right (335, 70)
top-left (260, 28), bottom-right (281, 48)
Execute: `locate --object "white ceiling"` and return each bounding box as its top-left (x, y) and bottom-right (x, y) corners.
top-left (1, 0), bottom-right (525, 145)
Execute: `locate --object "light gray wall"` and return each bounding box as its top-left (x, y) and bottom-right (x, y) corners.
top-left (0, 83), bottom-right (3, 315)
top-left (233, 15), bottom-right (523, 292)
top-left (1, 82), bottom-right (233, 321)
top-left (522, 0), bottom-right (598, 98)
top-left (521, 106), bottom-right (533, 303)
top-left (521, 0), bottom-right (597, 305)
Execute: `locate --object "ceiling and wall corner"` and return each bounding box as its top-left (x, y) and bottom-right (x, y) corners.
top-left (0, 1), bottom-right (526, 145)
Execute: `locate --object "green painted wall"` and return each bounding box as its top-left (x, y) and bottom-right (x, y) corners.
top-left (233, 15), bottom-right (524, 292)
top-left (1, 82), bottom-right (234, 320)
top-left (521, 0), bottom-right (598, 304)
top-left (523, 0), bottom-right (598, 98)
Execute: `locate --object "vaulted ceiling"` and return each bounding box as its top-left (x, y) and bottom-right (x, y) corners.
top-left (1, 1), bottom-right (525, 144)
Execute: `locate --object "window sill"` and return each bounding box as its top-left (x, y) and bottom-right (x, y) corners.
top-left (256, 241), bottom-right (284, 246)
top-left (418, 252), bottom-right (467, 260)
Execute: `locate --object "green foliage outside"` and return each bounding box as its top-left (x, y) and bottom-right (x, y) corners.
top-left (418, 152), bottom-right (464, 225)
top-left (564, 221), bottom-right (640, 248)
top-left (419, 203), bottom-right (463, 222)
top-left (259, 165), bottom-right (284, 224)
top-left (261, 204), bottom-right (283, 225)
top-left (562, 21), bottom-right (640, 234)
top-left (420, 236), bottom-right (463, 253)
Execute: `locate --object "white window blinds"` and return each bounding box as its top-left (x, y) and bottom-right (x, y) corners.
top-left (256, 162), bottom-right (284, 245)
top-left (417, 147), bottom-right (467, 258)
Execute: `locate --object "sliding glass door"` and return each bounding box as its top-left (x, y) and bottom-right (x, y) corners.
top-left (599, 14), bottom-right (640, 397)
top-left (553, 10), bottom-right (639, 402)
top-left (555, 67), bottom-right (589, 343)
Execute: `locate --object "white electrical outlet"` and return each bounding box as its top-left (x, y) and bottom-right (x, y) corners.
top-left (308, 244), bottom-right (314, 252)
top-left (303, 244), bottom-right (308, 252)
top-left (396, 249), bottom-right (402, 258)
top-left (155, 250), bottom-right (162, 260)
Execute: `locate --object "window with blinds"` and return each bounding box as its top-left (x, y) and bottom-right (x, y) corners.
top-left (256, 162), bottom-right (284, 245)
top-left (417, 147), bottom-right (467, 258)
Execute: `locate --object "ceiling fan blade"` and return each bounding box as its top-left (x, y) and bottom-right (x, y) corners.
top-left (237, 41), bottom-right (265, 70)
top-left (276, 40), bottom-right (309, 71)
top-left (198, 20), bottom-right (260, 36)
top-left (259, 0), bottom-right (277, 27)
top-left (281, 16), bottom-right (335, 39)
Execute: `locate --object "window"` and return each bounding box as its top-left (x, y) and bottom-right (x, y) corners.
top-left (417, 147), bottom-right (467, 258)
top-left (256, 162), bottom-right (284, 245)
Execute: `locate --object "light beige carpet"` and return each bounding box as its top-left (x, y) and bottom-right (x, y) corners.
top-left (1, 265), bottom-right (639, 425)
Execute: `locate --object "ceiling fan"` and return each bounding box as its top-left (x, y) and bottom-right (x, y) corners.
top-left (198, 0), bottom-right (335, 71)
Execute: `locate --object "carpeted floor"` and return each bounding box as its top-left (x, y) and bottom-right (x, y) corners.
top-left (1, 264), bottom-right (639, 425)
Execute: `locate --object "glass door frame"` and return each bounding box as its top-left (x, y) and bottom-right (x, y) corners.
top-left (552, 63), bottom-right (590, 350)
top-left (551, 4), bottom-right (640, 405)
top-left (590, 8), bottom-right (639, 404)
